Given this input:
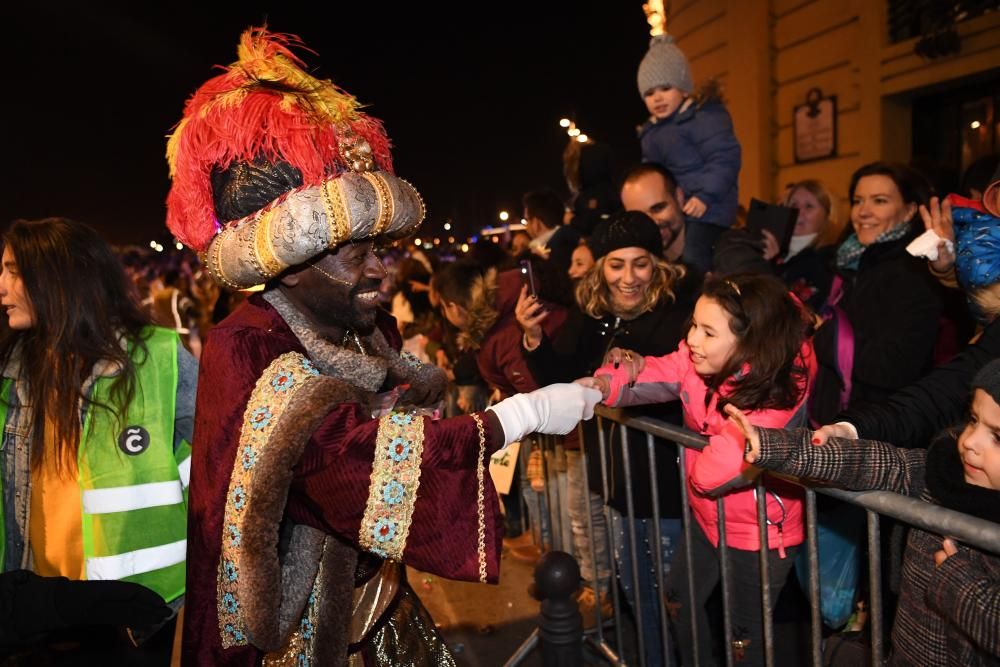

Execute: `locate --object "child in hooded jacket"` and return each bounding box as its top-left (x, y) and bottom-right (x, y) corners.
top-left (637, 34), bottom-right (742, 274)
top-left (583, 273), bottom-right (814, 667)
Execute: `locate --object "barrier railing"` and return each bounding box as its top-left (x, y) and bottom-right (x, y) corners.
top-left (506, 405), bottom-right (1000, 667)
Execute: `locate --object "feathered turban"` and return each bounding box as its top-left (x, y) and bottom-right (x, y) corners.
top-left (166, 28), bottom-right (424, 289)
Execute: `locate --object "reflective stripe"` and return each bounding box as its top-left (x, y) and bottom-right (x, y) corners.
top-left (177, 455), bottom-right (191, 488)
top-left (86, 539), bottom-right (187, 581)
top-left (82, 481), bottom-right (183, 515)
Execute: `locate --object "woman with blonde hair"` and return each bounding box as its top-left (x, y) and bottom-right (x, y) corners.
top-left (759, 178), bottom-right (840, 310)
top-left (515, 210), bottom-right (699, 666)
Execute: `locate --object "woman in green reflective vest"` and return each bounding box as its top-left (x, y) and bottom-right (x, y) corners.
top-left (0, 218), bottom-right (197, 664)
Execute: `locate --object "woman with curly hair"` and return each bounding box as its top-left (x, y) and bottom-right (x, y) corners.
top-left (516, 210), bottom-right (698, 664)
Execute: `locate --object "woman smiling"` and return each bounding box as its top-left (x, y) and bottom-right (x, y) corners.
top-left (810, 162), bottom-right (945, 425)
top-left (516, 211), bottom-right (698, 665)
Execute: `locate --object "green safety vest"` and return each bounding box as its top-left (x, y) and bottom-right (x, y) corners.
top-left (0, 327), bottom-right (190, 602)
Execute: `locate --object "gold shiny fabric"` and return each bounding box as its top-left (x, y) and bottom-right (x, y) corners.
top-left (348, 584), bottom-right (455, 667)
top-left (349, 562), bottom-right (401, 644)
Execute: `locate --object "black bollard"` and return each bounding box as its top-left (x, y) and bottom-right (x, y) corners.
top-left (534, 550), bottom-right (583, 666)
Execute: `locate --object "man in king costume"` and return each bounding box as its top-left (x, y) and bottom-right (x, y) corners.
top-left (166, 29), bottom-right (601, 666)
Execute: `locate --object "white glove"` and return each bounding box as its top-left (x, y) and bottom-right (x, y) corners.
top-left (487, 383), bottom-right (602, 448)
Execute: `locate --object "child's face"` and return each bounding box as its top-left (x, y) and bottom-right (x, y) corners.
top-left (643, 86), bottom-right (686, 121)
top-left (958, 389), bottom-right (1000, 490)
top-left (686, 297), bottom-right (739, 376)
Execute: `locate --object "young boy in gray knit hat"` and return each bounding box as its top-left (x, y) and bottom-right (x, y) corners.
top-left (637, 34), bottom-right (742, 274)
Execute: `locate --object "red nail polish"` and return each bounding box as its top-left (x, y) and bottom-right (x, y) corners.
top-left (811, 438), bottom-right (820, 444)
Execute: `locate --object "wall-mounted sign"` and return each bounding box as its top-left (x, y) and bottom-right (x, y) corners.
top-left (794, 88), bottom-right (838, 163)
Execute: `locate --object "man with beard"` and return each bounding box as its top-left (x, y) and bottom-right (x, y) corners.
top-left (621, 163), bottom-right (688, 264)
top-left (168, 29), bottom-right (601, 666)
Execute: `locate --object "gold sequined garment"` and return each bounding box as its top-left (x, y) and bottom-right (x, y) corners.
top-left (348, 585), bottom-right (456, 667)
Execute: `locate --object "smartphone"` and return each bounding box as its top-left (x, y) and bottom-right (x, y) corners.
top-left (746, 198), bottom-right (798, 257)
top-left (519, 259), bottom-right (537, 298)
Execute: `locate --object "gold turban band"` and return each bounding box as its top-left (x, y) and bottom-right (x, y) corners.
top-left (203, 170), bottom-right (425, 290)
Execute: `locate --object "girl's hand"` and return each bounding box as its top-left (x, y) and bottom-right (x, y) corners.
top-left (918, 196), bottom-right (956, 273)
top-left (760, 229), bottom-right (780, 261)
top-left (683, 195), bottom-right (707, 218)
top-left (933, 537), bottom-right (959, 567)
top-left (575, 375), bottom-right (610, 401)
top-left (515, 285), bottom-right (548, 350)
top-left (604, 347), bottom-right (645, 384)
top-left (724, 403), bottom-right (761, 463)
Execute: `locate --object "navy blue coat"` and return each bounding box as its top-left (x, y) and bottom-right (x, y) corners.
top-left (639, 99), bottom-right (742, 228)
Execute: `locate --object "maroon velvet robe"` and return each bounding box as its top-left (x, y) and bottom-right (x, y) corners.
top-left (182, 294), bottom-right (503, 665)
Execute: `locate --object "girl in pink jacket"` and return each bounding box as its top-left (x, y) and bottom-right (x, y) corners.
top-left (584, 273), bottom-right (815, 667)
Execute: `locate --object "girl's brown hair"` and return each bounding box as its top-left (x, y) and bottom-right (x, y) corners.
top-left (0, 218), bottom-right (151, 475)
top-left (700, 273), bottom-right (811, 411)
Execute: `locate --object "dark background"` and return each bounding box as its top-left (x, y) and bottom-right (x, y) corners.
top-left (7, 2), bottom-right (654, 245)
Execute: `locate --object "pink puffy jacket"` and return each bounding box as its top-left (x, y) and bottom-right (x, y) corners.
top-left (596, 340), bottom-right (814, 553)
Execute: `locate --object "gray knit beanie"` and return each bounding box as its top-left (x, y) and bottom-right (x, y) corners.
top-left (972, 359), bottom-right (1000, 406)
top-left (637, 35), bottom-right (693, 97)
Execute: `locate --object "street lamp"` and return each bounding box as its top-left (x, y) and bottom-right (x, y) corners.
top-left (499, 211), bottom-right (510, 222)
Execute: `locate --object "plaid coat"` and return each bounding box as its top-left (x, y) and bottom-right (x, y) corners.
top-left (756, 428), bottom-right (1000, 666)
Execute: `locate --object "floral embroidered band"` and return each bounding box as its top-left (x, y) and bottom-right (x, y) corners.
top-left (359, 412), bottom-right (426, 560)
top-left (218, 352), bottom-right (322, 649)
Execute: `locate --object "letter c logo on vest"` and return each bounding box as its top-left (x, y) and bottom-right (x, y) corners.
top-left (118, 426), bottom-right (150, 456)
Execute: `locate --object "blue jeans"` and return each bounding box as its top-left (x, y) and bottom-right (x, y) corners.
top-left (683, 221), bottom-right (727, 275)
top-left (609, 507), bottom-right (683, 667)
top-left (566, 449), bottom-right (611, 593)
top-left (519, 440), bottom-right (551, 548)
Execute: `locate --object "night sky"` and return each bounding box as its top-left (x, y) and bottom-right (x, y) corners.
top-left (8, 3), bottom-right (653, 245)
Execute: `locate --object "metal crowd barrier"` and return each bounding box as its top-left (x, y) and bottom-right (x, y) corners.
top-left (507, 405), bottom-right (1000, 667)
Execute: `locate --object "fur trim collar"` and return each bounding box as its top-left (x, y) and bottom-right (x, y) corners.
top-left (264, 289), bottom-right (448, 404)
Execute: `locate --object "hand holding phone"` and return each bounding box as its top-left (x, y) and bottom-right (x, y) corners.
top-left (519, 259), bottom-right (537, 298)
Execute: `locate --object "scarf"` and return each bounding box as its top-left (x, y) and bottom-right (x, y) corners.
top-left (835, 222), bottom-right (911, 271)
top-left (785, 233), bottom-right (818, 261)
top-left (925, 432), bottom-right (1000, 524)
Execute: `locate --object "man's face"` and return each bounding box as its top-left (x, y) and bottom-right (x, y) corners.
top-left (621, 172), bottom-right (685, 255)
top-left (284, 241), bottom-right (387, 335)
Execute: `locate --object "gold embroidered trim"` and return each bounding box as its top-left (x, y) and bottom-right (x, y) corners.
top-left (210, 227), bottom-right (241, 291)
top-left (321, 178), bottom-right (352, 247)
top-left (362, 172), bottom-right (394, 238)
top-left (217, 352), bottom-right (322, 648)
top-left (253, 209), bottom-right (285, 279)
top-left (358, 412), bottom-right (425, 561)
top-left (472, 413), bottom-right (488, 583)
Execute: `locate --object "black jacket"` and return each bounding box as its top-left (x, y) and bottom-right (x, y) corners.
top-left (778, 245), bottom-right (835, 313)
top-left (524, 269), bottom-right (700, 517)
top-left (839, 317), bottom-right (1000, 448)
top-left (811, 228), bottom-right (945, 425)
